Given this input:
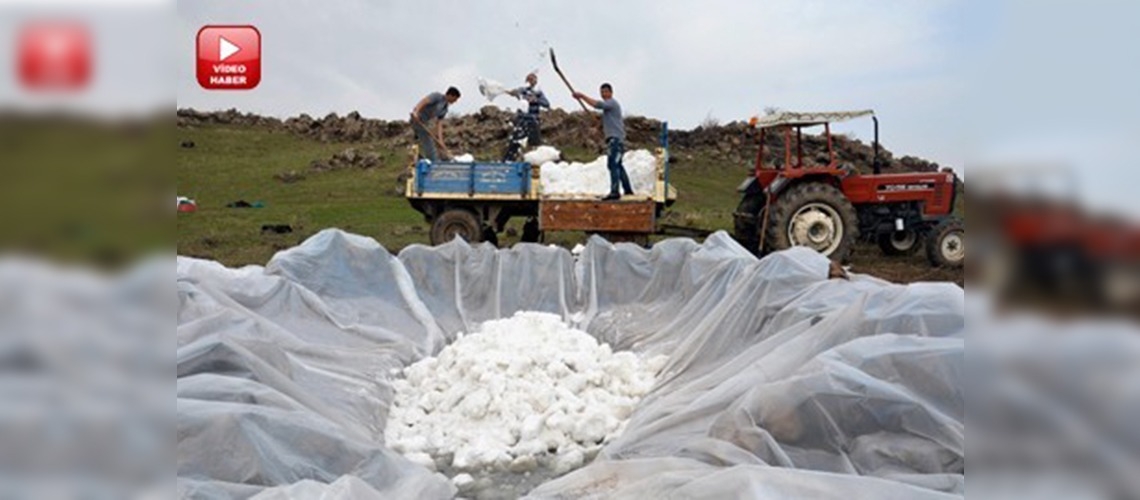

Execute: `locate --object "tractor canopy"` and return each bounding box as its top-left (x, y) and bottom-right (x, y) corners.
top-left (752, 109), bottom-right (874, 129)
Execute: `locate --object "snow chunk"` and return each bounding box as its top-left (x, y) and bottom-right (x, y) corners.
top-left (540, 149), bottom-right (657, 197)
top-left (385, 311), bottom-right (666, 475)
top-left (523, 145), bottom-right (562, 166)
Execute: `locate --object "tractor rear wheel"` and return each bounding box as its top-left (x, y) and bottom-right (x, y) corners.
top-left (733, 194), bottom-right (765, 254)
top-left (429, 209), bottom-right (482, 245)
top-left (878, 229), bottom-right (920, 256)
top-left (925, 217), bottom-right (964, 268)
top-left (765, 182), bottom-right (858, 262)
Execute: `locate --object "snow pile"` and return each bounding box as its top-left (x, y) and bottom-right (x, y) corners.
top-left (539, 149), bottom-right (658, 197)
top-left (478, 78), bottom-right (507, 102)
top-left (385, 311), bottom-right (667, 477)
top-left (523, 145), bottom-right (562, 166)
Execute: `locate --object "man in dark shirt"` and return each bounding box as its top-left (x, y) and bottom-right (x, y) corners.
top-left (574, 83), bottom-right (633, 200)
top-left (410, 86), bottom-right (460, 162)
top-left (507, 72), bottom-right (550, 146)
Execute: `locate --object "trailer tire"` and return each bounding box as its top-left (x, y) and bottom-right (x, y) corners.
top-left (765, 182), bottom-right (858, 262)
top-left (430, 209), bottom-right (482, 245)
top-left (925, 217), bottom-right (964, 268)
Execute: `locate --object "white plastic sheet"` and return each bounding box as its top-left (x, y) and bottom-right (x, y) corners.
top-left (176, 229), bottom-right (964, 499)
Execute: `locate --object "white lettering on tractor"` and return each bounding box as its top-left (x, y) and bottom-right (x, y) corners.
top-left (880, 184), bottom-right (932, 192)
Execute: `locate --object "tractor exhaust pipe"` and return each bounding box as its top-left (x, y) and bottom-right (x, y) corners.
top-left (872, 115), bottom-right (883, 175)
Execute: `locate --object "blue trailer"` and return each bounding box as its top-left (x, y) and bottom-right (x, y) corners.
top-left (404, 125), bottom-right (677, 246)
top-left (410, 160), bottom-right (534, 198)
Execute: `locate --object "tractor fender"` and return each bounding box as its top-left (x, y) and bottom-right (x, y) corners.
top-left (769, 174), bottom-right (840, 198)
top-left (737, 176), bottom-right (759, 194)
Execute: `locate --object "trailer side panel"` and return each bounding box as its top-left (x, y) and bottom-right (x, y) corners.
top-left (540, 199), bottom-right (656, 233)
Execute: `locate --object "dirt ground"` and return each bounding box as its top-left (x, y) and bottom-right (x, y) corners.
top-left (846, 243), bottom-right (964, 286)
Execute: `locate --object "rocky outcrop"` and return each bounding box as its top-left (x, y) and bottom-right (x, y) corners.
top-left (177, 107), bottom-right (941, 174)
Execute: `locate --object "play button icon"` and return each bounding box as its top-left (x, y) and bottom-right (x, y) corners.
top-left (196, 25), bottom-right (260, 90)
top-left (219, 36), bottom-right (240, 61)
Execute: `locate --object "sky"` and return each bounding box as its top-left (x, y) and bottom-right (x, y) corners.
top-left (176, 0), bottom-right (967, 169)
top-left (4, 0), bottom-right (1133, 215)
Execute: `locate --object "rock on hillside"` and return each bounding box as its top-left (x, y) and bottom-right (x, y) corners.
top-left (177, 107), bottom-right (943, 174)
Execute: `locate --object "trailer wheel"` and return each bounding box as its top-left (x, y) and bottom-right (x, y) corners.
top-left (766, 182), bottom-right (858, 262)
top-left (878, 229), bottom-right (920, 256)
top-left (430, 209), bottom-right (482, 245)
top-left (925, 217), bottom-right (964, 268)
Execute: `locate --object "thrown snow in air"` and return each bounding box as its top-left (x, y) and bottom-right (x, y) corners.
top-left (478, 78), bottom-right (508, 102)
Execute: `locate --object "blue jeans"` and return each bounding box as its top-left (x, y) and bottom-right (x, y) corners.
top-left (606, 137), bottom-right (633, 196)
top-left (520, 113), bottom-right (541, 146)
top-left (413, 122), bottom-right (438, 162)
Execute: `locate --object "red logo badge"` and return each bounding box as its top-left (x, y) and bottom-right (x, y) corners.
top-left (196, 25), bottom-right (260, 90)
top-left (17, 21), bottom-right (92, 91)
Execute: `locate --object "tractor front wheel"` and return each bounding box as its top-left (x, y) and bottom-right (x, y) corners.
top-left (878, 229), bottom-right (920, 256)
top-left (766, 182), bottom-right (858, 262)
top-left (925, 217), bottom-right (964, 268)
top-left (429, 209), bottom-right (482, 245)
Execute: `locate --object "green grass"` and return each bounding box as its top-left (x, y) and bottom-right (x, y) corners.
top-left (177, 125), bottom-right (750, 266)
top-left (178, 125), bottom-right (427, 264)
top-left (1, 118), bottom-right (170, 268)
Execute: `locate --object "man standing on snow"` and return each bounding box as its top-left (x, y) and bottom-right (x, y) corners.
top-left (574, 83), bottom-right (632, 200)
top-left (410, 86), bottom-right (460, 162)
top-left (506, 72), bottom-right (550, 146)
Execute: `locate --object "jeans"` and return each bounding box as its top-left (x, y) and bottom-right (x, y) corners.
top-left (606, 137), bottom-right (633, 196)
top-left (413, 122), bottom-right (438, 162)
top-left (521, 114), bottom-right (542, 146)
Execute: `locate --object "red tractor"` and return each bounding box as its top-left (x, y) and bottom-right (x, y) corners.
top-left (733, 110), bottom-right (963, 267)
top-left (970, 167), bottom-right (1140, 312)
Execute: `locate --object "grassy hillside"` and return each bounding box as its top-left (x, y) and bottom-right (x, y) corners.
top-left (176, 124), bottom-right (745, 265)
top-left (1, 115), bottom-right (169, 268)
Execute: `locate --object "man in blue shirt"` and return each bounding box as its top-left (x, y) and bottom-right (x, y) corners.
top-left (574, 83), bottom-right (633, 200)
top-left (506, 72), bottom-right (550, 146)
top-left (410, 86), bottom-right (460, 162)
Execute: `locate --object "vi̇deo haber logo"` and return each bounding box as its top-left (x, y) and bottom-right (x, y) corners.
top-left (196, 25), bottom-right (260, 90)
